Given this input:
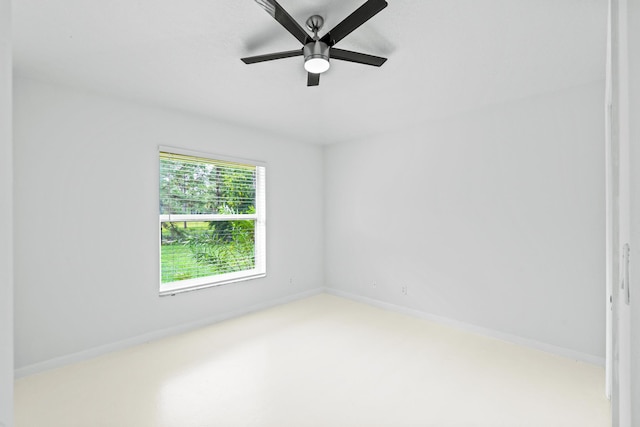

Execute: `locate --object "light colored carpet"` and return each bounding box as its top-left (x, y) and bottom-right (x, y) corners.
top-left (15, 293), bottom-right (610, 426)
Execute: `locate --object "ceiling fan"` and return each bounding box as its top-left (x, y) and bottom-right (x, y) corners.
top-left (241, 0), bottom-right (388, 86)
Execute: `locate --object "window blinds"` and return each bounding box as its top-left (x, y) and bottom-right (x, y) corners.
top-left (159, 150), bottom-right (266, 293)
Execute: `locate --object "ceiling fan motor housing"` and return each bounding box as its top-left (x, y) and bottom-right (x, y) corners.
top-left (303, 41), bottom-right (331, 73)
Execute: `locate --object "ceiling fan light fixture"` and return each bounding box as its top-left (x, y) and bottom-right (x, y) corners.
top-left (303, 41), bottom-right (330, 74)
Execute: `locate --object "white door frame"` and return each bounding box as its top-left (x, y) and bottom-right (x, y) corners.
top-left (606, 0), bottom-right (632, 425)
top-left (605, 0), bottom-right (614, 402)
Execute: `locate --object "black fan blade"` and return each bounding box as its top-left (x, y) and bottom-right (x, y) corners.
top-left (307, 72), bottom-right (320, 86)
top-left (320, 0), bottom-right (388, 46)
top-left (241, 49), bottom-right (303, 64)
top-left (330, 48), bottom-right (387, 66)
top-left (254, 0), bottom-right (312, 45)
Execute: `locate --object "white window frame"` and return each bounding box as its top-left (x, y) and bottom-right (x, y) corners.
top-left (158, 146), bottom-right (266, 296)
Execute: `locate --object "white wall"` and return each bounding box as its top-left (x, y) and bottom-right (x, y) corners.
top-left (13, 78), bottom-right (324, 371)
top-left (325, 81), bottom-right (605, 360)
top-left (0, 0), bottom-right (13, 424)
top-left (13, 73), bottom-right (609, 375)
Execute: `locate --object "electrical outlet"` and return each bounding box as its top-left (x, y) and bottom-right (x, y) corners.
top-left (289, 276), bottom-right (294, 285)
top-left (372, 281), bottom-right (377, 288)
top-left (401, 285), bottom-right (408, 295)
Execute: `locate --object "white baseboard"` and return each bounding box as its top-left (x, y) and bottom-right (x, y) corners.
top-left (325, 288), bottom-right (605, 367)
top-left (15, 288), bottom-right (324, 378)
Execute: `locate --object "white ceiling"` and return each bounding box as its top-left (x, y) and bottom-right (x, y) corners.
top-left (13, 0), bottom-right (607, 145)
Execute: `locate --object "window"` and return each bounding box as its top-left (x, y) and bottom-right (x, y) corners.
top-left (159, 148), bottom-right (266, 295)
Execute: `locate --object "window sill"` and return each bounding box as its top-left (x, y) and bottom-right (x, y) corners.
top-left (159, 270), bottom-right (266, 296)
